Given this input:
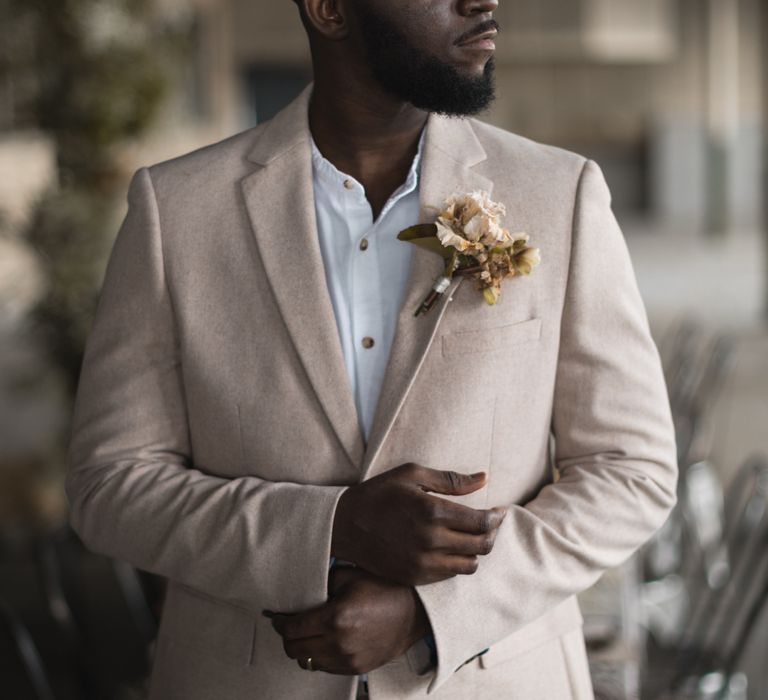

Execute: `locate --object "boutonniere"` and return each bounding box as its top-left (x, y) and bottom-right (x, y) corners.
top-left (397, 190), bottom-right (541, 316)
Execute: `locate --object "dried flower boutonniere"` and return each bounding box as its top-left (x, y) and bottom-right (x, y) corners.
top-left (397, 190), bottom-right (540, 316)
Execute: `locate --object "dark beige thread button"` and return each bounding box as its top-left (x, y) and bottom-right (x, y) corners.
top-left (361, 336), bottom-right (375, 349)
top-left (359, 238), bottom-right (369, 251)
top-left (343, 178), bottom-right (354, 189)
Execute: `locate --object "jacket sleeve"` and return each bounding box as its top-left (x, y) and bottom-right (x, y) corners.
top-left (65, 166), bottom-right (349, 615)
top-left (412, 159), bottom-right (679, 694)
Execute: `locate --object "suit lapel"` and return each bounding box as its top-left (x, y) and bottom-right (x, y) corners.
top-left (240, 83), bottom-right (366, 471)
top-left (239, 82), bottom-right (493, 478)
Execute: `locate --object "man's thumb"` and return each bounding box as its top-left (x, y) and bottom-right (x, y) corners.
top-left (419, 468), bottom-right (487, 495)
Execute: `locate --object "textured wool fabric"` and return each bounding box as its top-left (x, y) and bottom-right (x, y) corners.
top-left (65, 82), bottom-right (677, 699)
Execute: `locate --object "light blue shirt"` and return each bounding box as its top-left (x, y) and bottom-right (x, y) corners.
top-left (309, 126), bottom-right (435, 689)
top-left (309, 128), bottom-right (425, 442)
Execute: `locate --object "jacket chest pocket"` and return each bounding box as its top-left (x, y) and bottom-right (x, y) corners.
top-left (441, 317), bottom-right (542, 358)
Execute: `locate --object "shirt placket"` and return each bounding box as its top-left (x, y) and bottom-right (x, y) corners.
top-left (342, 180), bottom-right (385, 442)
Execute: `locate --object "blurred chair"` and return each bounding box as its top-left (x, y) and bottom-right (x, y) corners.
top-left (642, 319), bottom-right (734, 586)
top-left (645, 454), bottom-right (768, 699)
top-left (668, 455), bottom-right (768, 697)
top-left (0, 516), bottom-right (162, 699)
top-left (33, 523), bottom-right (103, 697)
top-left (32, 522), bottom-right (161, 697)
top-left (0, 595), bottom-right (55, 700)
top-left (635, 318), bottom-right (768, 699)
top-left (582, 317), bottom-right (737, 699)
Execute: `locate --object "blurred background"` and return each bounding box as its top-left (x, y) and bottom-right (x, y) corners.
top-left (1, 0), bottom-right (767, 698)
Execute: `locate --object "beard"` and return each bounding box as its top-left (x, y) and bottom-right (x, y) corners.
top-left (354, 3), bottom-right (496, 117)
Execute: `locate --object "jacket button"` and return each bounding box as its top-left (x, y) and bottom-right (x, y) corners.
top-left (361, 336), bottom-right (375, 349)
top-left (343, 179), bottom-right (354, 190)
top-left (359, 238), bottom-right (369, 251)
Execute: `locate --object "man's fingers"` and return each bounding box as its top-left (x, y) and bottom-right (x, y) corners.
top-left (423, 551), bottom-right (482, 577)
top-left (425, 497), bottom-right (507, 535)
top-left (298, 654), bottom-right (354, 675)
top-left (408, 465), bottom-right (488, 496)
top-left (271, 604), bottom-right (333, 640)
top-left (431, 526), bottom-right (500, 556)
top-left (283, 634), bottom-right (331, 661)
top-left (293, 646), bottom-right (355, 674)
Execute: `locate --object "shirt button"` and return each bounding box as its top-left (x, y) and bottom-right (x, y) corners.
top-left (361, 336), bottom-right (375, 349)
top-left (343, 179), bottom-right (354, 190)
top-left (359, 238), bottom-right (369, 251)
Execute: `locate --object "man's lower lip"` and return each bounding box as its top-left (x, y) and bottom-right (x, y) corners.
top-left (457, 39), bottom-right (496, 50)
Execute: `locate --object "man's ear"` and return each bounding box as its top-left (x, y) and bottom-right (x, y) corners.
top-left (302, 0), bottom-right (350, 40)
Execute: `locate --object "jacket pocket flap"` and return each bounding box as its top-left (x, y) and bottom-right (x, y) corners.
top-left (479, 594), bottom-right (583, 669)
top-left (159, 581), bottom-right (257, 666)
top-left (442, 318), bottom-right (542, 357)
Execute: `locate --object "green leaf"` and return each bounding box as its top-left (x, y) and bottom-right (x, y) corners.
top-left (397, 223), bottom-right (438, 241)
top-left (397, 224), bottom-right (452, 260)
top-left (410, 238), bottom-right (454, 259)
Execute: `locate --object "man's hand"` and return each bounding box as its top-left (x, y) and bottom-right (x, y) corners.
top-left (270, 567), bottom-right (430, 675)
top-left (331, 462), bottom-right (506, 586)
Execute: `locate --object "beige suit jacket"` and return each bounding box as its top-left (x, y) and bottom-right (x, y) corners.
top-left (65, 82), bottom-right (678, 699)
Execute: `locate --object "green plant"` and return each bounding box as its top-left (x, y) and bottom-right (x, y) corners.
top-left (4, 0), bottom-right (191, 399)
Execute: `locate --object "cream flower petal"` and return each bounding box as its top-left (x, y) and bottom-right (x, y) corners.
top-left (514, 247), bottom-right (541, 275)
top-left (435, 221), bottom-right (470, 251)
top-left (463, 214), bottom-right (486, 242)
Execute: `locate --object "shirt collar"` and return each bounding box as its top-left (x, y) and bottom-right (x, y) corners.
top-left (309, 125), bottom-right (427, 200)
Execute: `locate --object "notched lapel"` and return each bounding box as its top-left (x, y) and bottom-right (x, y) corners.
top-left (240, 84), bottom-right (365, 472)
top-left (360, 114), bottom-right (493, 480)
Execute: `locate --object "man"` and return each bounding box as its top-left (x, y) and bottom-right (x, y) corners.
top-left (65, 0), bottom-right (678, 698)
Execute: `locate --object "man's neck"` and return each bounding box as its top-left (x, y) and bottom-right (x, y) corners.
top-left (308, 79), bottom-right (429, 221)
